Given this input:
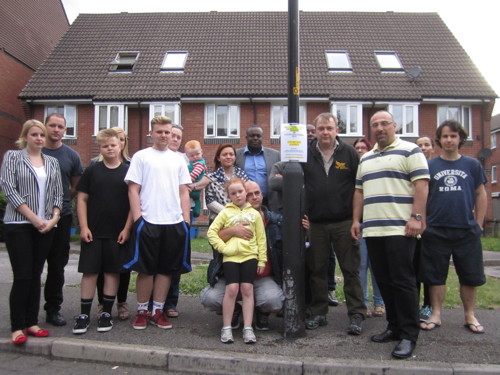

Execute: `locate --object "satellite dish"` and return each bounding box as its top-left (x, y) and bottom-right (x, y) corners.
top-left (477, 148), bottom-right (492, 160)
top-left (407, 66), bottom-right (422, 80)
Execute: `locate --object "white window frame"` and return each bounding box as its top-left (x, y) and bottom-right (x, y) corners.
top-left (492, 165), bottom-right (497, 184)
top-left (270, 105), bottom-right (307, 138)
top-left (205, 104), bottom-right (240, 138)
top-left (149, 103), bottom-right (181, 129)
top-left (94, 104), bottom-right (127, 134)
top-left (44, 105), bottom-right (77, 138)
top-left (437, 105), bottom-right (472, 139)
top-left (491, 133), bottom-right (497, 149)
top-left (388, 103), bottom-right (419, 136)
top-left (375, 51), bottom-right (404, 72)
top-left (330, 103), bottom-right (363, 136)
top-left (109, 51), bottom-right (140, 72)
top-left (325, 51), bottom-right (352, 72)
top-left (161, 51), bottom-right (188, 72)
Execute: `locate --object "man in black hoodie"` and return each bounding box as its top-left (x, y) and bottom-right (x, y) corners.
top-left (302, 113), bottom-right (365, 333)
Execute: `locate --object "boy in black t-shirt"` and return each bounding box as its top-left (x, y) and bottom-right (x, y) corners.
top-left (73, 129), bottom-right (133, 334)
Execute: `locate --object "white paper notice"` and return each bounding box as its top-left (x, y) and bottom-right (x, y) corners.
top-left (280, 123), bottom-right (307, 162)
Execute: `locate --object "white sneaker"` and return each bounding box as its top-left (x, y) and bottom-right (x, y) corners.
top-left (220, 327), bottom-right (234, 343)
top-left (243, 327), bottom-right (256, 344)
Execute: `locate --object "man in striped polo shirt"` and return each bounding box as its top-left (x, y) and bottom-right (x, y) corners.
top-left (351, 110), bottom-right (429, 359)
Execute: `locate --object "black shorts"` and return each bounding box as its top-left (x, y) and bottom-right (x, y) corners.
top-left (419, 225), bottom-right (486, 287)
top-left (78, 238), bottom-right (125, 274)
top-left (122, 217), bottom-right (191, 276)
top-left (224, 259), bottom-right (258, 285)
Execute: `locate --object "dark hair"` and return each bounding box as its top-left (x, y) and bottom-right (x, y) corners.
top-left (417, 135), bottom-right (435, 147)
top-left (45, 112), bottom-right (66, 126)
top-left (213, 143), bottom-right (236, 169)
top-left (353, 137), bottom-right (372, 151)
top-left (435, 120), bottom-right (467, 148)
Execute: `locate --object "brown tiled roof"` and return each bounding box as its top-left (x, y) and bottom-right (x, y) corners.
top-left (19, 11), bottom-right (497, 101)
top-left (0, 0), bottom-right (68, 70)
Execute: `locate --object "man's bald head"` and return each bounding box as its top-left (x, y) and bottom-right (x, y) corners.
top-left (244, 181), bottom-right (263, 210)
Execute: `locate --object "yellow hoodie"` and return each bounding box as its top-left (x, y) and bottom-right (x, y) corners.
top-left (207, 202), bottom-right (267, 267)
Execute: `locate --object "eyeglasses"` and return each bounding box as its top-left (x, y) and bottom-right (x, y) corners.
top-left (370, 121), bottom-right (393, 128)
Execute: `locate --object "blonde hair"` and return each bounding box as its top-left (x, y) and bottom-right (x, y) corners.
top-left (184, 140), bottom-right (201, 151)
top-left (16, 120), bottom-right (47, 149)
top-left (96, 128), bottom-right (119, 145)
top-left (111, 127), bottom-right (130, 160)
top-left (151, 115), bottom-right (172, 128)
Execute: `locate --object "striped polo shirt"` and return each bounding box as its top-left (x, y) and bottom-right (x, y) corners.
top-left (355, 137), bottom-right (429, 237)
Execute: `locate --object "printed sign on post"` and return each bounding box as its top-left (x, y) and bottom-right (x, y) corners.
top-left (280, 123), bottom-right (307, 162)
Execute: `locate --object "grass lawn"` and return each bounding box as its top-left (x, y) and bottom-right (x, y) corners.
top-left (482, 237), bottom-right (500, 252)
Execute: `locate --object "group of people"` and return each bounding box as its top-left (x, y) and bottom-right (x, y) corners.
top-left (0, 110), bottom-right (487, 360)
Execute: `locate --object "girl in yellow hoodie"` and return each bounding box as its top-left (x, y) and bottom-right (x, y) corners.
top-left (207, 178), bottom-right (267, 344)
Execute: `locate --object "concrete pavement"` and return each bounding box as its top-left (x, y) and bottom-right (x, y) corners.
top-left (0, 245), bottom-right (499, 374)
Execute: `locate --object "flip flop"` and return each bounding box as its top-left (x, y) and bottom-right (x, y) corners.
top-left (420, 321), bottom-right (441, 331)
top-left (464, 323), bottom-right (485, 334)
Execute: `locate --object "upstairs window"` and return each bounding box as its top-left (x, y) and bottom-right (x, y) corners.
top-left (492, 165), bottom-right (497, 184)
top-left (270, 105), bottom-right (306, 138)
top-left (161, 51), bottom-right (188, 72)
top-left (94, 104), bottom-right (127, 134)
top-left (326, 51), bottom-right (352, 72)
top-left (109, 51), bottom-right (139, 72)
top-left (388, 104), bottom-right (419, 136)
top-left (491, 133), bottom-right (497, 149)
top-left (331, 103), bottom-right (362, 136)
top-left (149, 103), bottom-right (180, 128)
top-left (437, 105), bottom-right (472, 139)
top-left (375, 52), bottom-right (403, 72)
top-left (45, 105), bottom-right (77, 137)
top-left (205, 104), bottom-right (239, 138)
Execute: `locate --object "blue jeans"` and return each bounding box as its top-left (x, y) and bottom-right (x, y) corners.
top-left (359, 237), bottom-right (384, 306)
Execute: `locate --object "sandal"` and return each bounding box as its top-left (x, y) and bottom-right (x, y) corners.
top-left (166, 308), bottom-right (179, 318)
top-left (117, 302), bottom-right (130, 320)
top-left (365, 307), bottom-right (373, 318)
top-left (12, 331), bottom-right (27, 345)
top-left (373, 305), bottom-right (385, 317)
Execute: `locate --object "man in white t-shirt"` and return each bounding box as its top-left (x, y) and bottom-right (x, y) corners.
top-left (123, 116), bottom-right (191, 330)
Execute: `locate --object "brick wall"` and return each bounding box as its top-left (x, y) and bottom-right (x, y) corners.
top-left (0, 53), bottom-right (35, 163)
top-left (26, 101), bottom-right (495, 221)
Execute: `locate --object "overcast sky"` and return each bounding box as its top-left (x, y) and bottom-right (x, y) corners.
top-left (61, 0), bottom-right (500, 114)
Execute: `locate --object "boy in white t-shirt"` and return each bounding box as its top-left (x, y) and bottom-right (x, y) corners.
top-left (123, 116), bottom-right (192, 330)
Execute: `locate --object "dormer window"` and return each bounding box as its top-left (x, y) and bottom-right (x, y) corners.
top-left (326, 51), bottom-right (352, 72)
top-left (375, 52), bottom-right (403, 72)
top-left (161, 51), bottom-right (188, 72)
top-left (109, 51), bottom-right (139, 72)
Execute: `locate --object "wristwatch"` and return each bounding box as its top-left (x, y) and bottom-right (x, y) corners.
top-left (410, 213), bottom-right (422, 221)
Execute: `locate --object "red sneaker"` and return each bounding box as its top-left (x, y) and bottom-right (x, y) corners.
top-left (149, 310), bottom-right (172, 329)
top-left (132, 310), bottom-right (149, 330)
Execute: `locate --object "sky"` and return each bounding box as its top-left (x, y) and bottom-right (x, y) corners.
top-left (61, 0), bottom-right (500, 115)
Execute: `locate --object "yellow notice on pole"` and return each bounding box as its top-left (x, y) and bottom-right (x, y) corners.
top-left (280, 123), bottom-right (307, 162)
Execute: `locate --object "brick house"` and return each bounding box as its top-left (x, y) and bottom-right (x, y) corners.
top-left (0, 0), bottom-right (68, 162)
top-left (490, 114), bottom-right (500, 225)
top-left (18, 11), bottom-right (497, 222)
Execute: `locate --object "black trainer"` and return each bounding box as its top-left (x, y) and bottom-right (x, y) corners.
top-left (97, 312), bottom-right (113, 332)
top-left (254, 310), bottom-right (270, 331)
top-left (72, 314), bottom-right (90, 335)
